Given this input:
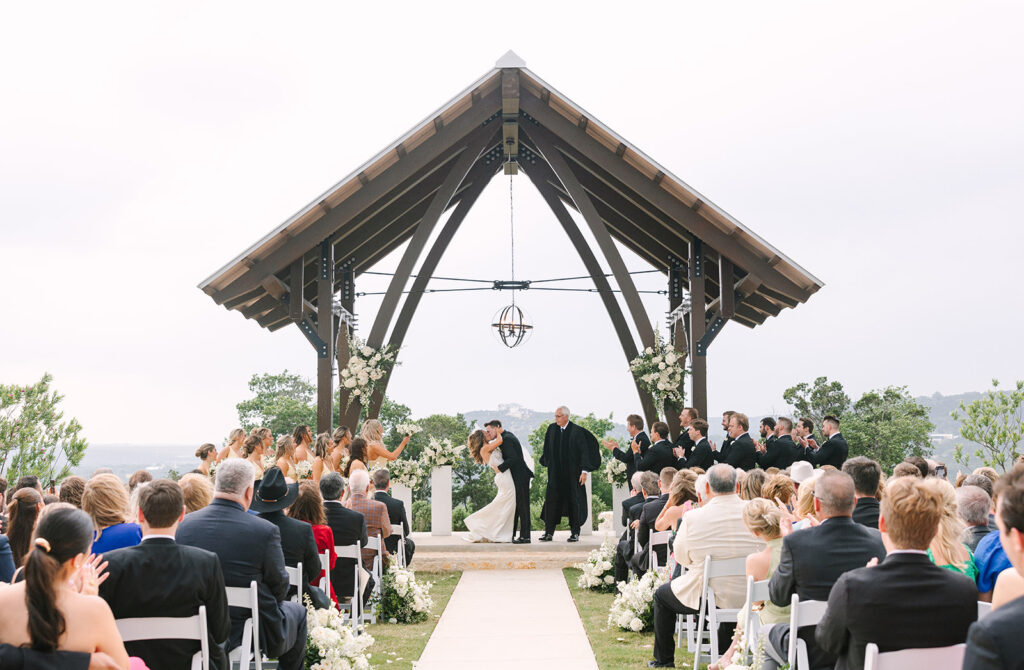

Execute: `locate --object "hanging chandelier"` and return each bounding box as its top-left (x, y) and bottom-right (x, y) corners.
top-left (491, 171), bottom-right (533, 348)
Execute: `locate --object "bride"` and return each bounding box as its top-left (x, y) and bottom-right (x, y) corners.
top-left (464, 429), bottom-right (516, 543)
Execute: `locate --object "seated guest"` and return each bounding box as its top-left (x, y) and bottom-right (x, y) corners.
top-left (12, 475), bottom-right (44, 498)
top-left (650, 464), bottom-right (763, 667)
top-left (0, 533), bottom-right (12, 583)
top-left (974, 479), bottom-right (1014, 602)
top-left (178, 473), bottom-right (214, 513)
top-left (803, 415), bottom-right (848, 469)
top-left (287, 481), bottom-right (337, 603)
top-left (965, 464), bottom-right (1024, 668)
top-left (4, 488), bottom-right (43, 569)
top-left (791, 475), bottom-right (821, 530)
top-left (718, 413), bottom-right (757, 471)
top-left (992, 567), bottom-right (1024, 610)
top-left (758, 471), bottom-right (886, 670)
top-left (741, 469), bottom-right (767, 501)
top-left (963, 473), bottom-right (999, 532)
top-left (0, 645), bottom-right (124, 669)
top-left (630, 467), bottom-right (675, 576)
top-left (252, 468), bottom-right (319, 603)
top-left (127, 471), bottom-right (152, 494)
top-left (615, 471), bottom-right (659, 583)
top-left (176, 459), bottom-right (307, 670)
top-left (99, 480), bottom-right (230, 670)
top-left (371, 469), bottom-right (415, 566)
top-left (343, 469), bottom-right (391, 573)
top-left (635, 422), bottom-right (676, 474)
top-left (815, 476), bottom-right (977, 670)
top-left (927, 479), bottom-right (976, 579)
top-left (320, 473), bottom-right (372, 604)
top-left (843, 456), bottom-right (882, 529)
top-left (59, 476), bottom-right (86, 508)
top-left (904, 456), bottom-right (932, 478)
top-left (0, 507), bottom-right (129, 668)
top-left (761, 474), bottom-right (796, 509)
top-left (892, 461), bottom-right (922, 478)
top-left (654, 469), bottom-right (699, 532)
top-left (82, 474), bottom-right (142, 554)
top-left (621, 471), bottom-right (646, 529)
top-left (676, 419), bottom-right (714, 471)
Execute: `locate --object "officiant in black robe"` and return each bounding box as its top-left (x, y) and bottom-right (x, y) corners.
top-left (539, 407), bottom-right (601, 542)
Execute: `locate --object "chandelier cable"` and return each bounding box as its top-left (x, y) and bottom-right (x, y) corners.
top-left (509, 173), bottom-right (516, 306)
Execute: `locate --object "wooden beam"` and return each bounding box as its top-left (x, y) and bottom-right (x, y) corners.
top-left (317, 241), bottom-right (334, 433)
top-left (689, 239), bottom-right (708, 419)
top-left (288, 260), bottom-right (304, 322)
top-left (719, 256), bottom-right (735, 320)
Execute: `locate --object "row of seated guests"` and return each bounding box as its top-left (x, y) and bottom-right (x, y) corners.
top-left (607, 410), bottom-right (849, 480)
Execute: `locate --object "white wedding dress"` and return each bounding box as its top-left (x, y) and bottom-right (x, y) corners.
top-left (464, 448), bottom-right (516, 542)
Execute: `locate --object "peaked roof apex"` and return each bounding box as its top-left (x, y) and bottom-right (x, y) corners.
top-left (495, 50), bottom-right (526, 68)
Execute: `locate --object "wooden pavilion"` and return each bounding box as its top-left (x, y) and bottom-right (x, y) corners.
top-left (199, 52), bottom-right (823, 437)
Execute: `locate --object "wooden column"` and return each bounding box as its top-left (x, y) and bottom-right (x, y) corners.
top-left (688, 239), bottom-right (708, 419)
top-left (316, 241), bottom-right (335, 434)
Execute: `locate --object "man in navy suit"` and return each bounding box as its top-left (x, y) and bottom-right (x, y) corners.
top-left (804, 415), bottom-right (848, 469)
top-left (177, 459), bottom-right (307, 670)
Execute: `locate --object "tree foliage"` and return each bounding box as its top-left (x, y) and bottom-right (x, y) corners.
top-left (782, 376), bottom-right (851, 441)
top-left (236, 370), bottom-right (317, 436)
top-left (844, 386), bottom-right (933, 471)
top-left (0, 373), bottom-right (88, 482)
top-left (952, 379), bottom-right (1024, 472)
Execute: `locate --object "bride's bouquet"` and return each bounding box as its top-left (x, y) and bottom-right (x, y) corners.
top-left (378, 565), bottom-right (434, 624)
top-left (603, 456), bottom-right (628, 486)
top-left (608, 568), bottom-right (669, 632)
top-left (303, 594), bottom-right (374, 669)
top-left (629, 331), bottom-right (687, 410)
top-left (340, 337), bottom-right (400, 410)
top-left (389, 458), bottom-right (425, 489)
top-left (575, 537), bottom-right (617, 592)
top-left (395, 422), bottom-right (422, 437)
top-left (419, 436), bottom-right (466, 471)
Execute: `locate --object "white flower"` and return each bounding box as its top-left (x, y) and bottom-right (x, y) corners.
top-left (360, 346), bottom-right (374, 357)
top-left (344, 377), bottom-right (357, 389)
top-left (645, 347), bottom-right (653, 355)
top-left (629, 617), bottom-right (643, 632)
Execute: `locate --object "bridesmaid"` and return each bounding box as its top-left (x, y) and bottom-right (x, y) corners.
top-left (194, 444), bottom-right (217, 476)
top-left (311, 433), bottom-right (335, 482)
top-left (293, 425), bottom-right (313, 463)
top-left (242, 435), bottom-right (265, 479)
top-left (217, 428), bottom-right (245, 462)
top-left (330, 426), bottom-right (351, 473)
top-left (359, 419), bottom-right (410, 467)
top-left (275, 435), bottom-right (298, 480)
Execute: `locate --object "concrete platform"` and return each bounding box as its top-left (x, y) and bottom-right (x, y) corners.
top-left (410, 530), bottom-right (615, 570)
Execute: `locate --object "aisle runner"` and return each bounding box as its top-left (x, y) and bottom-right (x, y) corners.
top-left (414, 569), bottom-right (599, 670)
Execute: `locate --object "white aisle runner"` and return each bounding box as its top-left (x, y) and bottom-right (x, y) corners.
top-left (414, 569), bottom-right (600, 670)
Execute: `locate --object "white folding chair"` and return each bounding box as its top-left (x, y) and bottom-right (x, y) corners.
top-left (977, 600), bottom-right (993, 620)
top-left (225, 580), bottom-right (262, 670)
top-left (116, 605), bottom-right (210, 670)
top-left (692, 555), bottom-right (748, 670)
top-left (284, 564), bottom-right (303, 604)
top-left (334, 542), bottom-right (363, 631)
top-left (863, 642), bottom-right (966, 670)
top-left (649, 530), bottom-right (672, 571)
top-left (365, 534), bottom-right (384, 594)
top-left (318, 551), bottom-right (331, 593)
top-left (787, 594), bottom-right (829, 670)
top-left (391, 524), bottom-right (406, 568)
top-left (740, 575), bottom-right (771, 663)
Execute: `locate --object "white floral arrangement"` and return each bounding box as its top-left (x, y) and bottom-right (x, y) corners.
top-left (340, 337), bottom-right (399, 410)
top-left (303, 594), bottom-right (374, 670)
top-left (603, 456), bottom-right (628, 485)
top-left (575, 538), bottom-right (618, 592)
top-left (207, 460), bottom-right (218, 480)
top-left (293, 459), bottom-right (313, 481)
top-left (395, 423), bottom-right (422, 437)
top-left (388, 458), bottom-right (425, 489)
top-left (608, 568), bottom-right (669, 632)
top-left (262, 454), bottom-right (277, 471)
top-left (379, 565), bottom-right (434, 624)
top-left (629, 331), bottom-right (687, 410)
top-left (419, 436), bottom-right (466, 471)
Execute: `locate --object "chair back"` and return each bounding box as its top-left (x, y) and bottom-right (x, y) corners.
top-left (787, 594), bottom-right (829, 669)
top-left (390, 524), bottom-right (406, 567)
top-left (116, 606), bottom-right (209, 670)
top-left (285, 564), bottom-right (303, 604)
top-left (977, 601), bottom-right (993, 620)
top-left (390, 524), bottom-right (404, 538)
top-left (740, 576), bottom-right (771, 654)
top-left (692, 555), bottom-right (749, 670)
top-left (863, 642), bottom-right (966, 670)
top-left (225, 581), bottom-right (261, 670)
top-left (319, 551), bottom-right (331, 592)
top-left (649, 530), bottom-right (672, 570)
top-left (334, 542), bottom-right (363, 630)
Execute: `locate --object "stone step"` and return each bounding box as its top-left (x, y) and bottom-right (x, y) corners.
top-left (408, 530), bottom-right (615, 570)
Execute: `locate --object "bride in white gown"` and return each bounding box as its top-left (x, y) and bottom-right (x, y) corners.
top-left (464, 429), bottom-right (516, 542)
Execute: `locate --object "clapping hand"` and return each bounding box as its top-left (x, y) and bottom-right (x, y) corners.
top-left (709, 439), bottom-right (717, 452)
top-left (865, 557), bottom-right (879, 568)
top-left (629, 437), bottom-right (641, 454)
top-left (73, 554), bottom-right (108, 595)
top-left (673, 447), bottom-right (684, 459)
top-left (602, 438), bottom-right (618, 451)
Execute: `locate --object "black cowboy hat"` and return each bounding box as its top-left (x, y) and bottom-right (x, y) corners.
top-left (250, 466), bottom-right (299, 513)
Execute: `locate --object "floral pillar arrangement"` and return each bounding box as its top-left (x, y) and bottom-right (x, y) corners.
top-left (420, 437), bottom-right (465, 537)
top-left (340, 336), bottom-right (400, 411)
top-left (603, 445), bottom-right (630, 534)
top-left (629, 332), bottom-right (687, 421)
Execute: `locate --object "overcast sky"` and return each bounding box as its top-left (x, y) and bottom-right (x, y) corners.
top-left (2, 1), bottom-right (1022, 445)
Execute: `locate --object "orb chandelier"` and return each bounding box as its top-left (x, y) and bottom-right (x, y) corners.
top-left (491, 172), bottom-right (533, 348)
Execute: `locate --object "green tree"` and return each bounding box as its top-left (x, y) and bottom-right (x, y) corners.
top-left (236, 370), bottom-right (317, 436)
top-left (0, 373), bottom-right (88, 482)
top-left (844, 386), bottom-right (934, 471)
top-left (783, 376), bottom-right (852, 441)
top-left (952, 379), bottom-right (1024, 472)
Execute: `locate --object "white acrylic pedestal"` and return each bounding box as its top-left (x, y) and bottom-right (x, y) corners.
top-left (391, 483), bottom-right (413, 523)
top-left (582, 475), bottom-right (593, 535)
top-left (430, 465), bottom-right (452, 536)
top-left (612, 483), bottom-right (629, 534)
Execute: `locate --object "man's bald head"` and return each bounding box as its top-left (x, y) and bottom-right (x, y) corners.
top-left (814, 471), bottom-right (856, 517)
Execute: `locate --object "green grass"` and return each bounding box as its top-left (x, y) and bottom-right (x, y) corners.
top-left (563, 568), bottom-right (698, 670)
top-left (365, 571), bottom-right (462, 669)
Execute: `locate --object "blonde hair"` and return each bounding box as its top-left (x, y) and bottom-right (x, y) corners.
top-left (882, 476), bottom-right (944, 549)
top-left (762, 474), bottom-right (797, 506)
top-left (313, 432), bottom-right (333, 460)
top-left (667, 469), bottom-right (698, 506)
top-left (930, 479), bottom-right (969, 570)
top-left (241, 435), bottom-right (262, 458)
top-left (795, 476), bottom-right (819, 519)
top-left (359, 419), bottom-right (384, 444)
top-left (178, 474), bottom-right (214, 514)
top-left (275, 434), bottom-right (295, 459)
top-left (228, 428), bottom-right (245, 443)
top-left (251, 427), bottom-right (272, 442)
top-left (81, 474), bottom-right (130, 536)
top-left (467, 430), bottom-right (486, 464)
top-left (743, 498), bottom-right (783, 539)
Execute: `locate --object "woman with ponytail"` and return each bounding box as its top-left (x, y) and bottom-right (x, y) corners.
top-left (5, 488), bottom-right (44, 568)
top-left (0, 507), bottom-right (129, 667)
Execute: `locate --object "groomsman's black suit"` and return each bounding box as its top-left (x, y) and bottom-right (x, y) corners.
top-left (323, 500), bottom-right (372, 603)
top-left (815, 551), bottom-right (977, 670)
top-left (963, 588), bottom-right (1024, 669)
top-left (721, 433), bottom-right (758, 471)
top-left (177, 499), bottom-right (308, 670)
top-left (851, 497), bottom-right (880, 529)
top-left (613, 431), bottom-right (650, 483)
top-left (615, 498), bottom-right (647, 582)
top-left (715, 435), bottom-right (735, 464)
top-left (621, 490), bottom-right (644, 528)
top-left (374, 489), bottom-right (415, 565)
top-left (635, 438), bottom-right (676, 474)
top-left (258, 509), bottom-right (320, 602)
top-left (630, 492), bottom-right (670, 576)
top-left (767, 517), bottom-right (886, 670)
top-left (757, 434), bottom-right (800, 470)
top-left (99, 537), bottom-right (231, 670)
top-left (805, 432), bottom-right (849, 469)
top-left (496, 430), bottom-right (533, 540)
top-left (0, 646), bottom-right (91, 670)
top-left (678, 437), bottom-right (714, 471)
top-left (673, 429), bottom-right (695, 460)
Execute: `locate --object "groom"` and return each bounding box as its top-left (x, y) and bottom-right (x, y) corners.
top-left (484, 420), bottom-right (533, 544)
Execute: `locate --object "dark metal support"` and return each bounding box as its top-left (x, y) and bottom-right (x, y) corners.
top-left (317, 241), bottom-right (335, 433)
top-left (697, 311), bottom-right (726, 354)
top-left (718, 257), bottom-right (735, 320)
top-left (295, 316), bottom-right (327, 353)
top-left (288, 260), bottom-right (305, 322)
top-left (665, 253), bottom-right (687, 438)
top-left (688, 239), bottom-right (708, 419)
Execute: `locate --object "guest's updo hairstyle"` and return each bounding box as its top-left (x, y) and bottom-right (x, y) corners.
top-left (195, 443), bottom-right (217, 460)
top-left (275, 434), bottom-right (295, 459)
top-left (241, 435), bottom-right (263, 458)
top-left (24, 507), bottom-right (94, 651)
top-left (742, 498), bottom-right (784, 540)
top-left (667, 469), bottom-right (698, 507)
top-left (467, 430), bottom-right (486, 464)
top-left (359, 419), bottom-right (384, 444)
top-left (81, 473), bottom-right (130, 538)
top-left (762, 474), bottom-right (797, 506)
top-left (344, 438), bottom-right (368, 477)
top-left (313, 432), bottom-right (333, 460)
top-left (7, 487), bottom-right (43, 566)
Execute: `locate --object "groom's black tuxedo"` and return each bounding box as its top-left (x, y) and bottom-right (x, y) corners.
top-left (497, 431), bottom-right (533, 539)
top-left (612, 431), bottom-right (650, 483)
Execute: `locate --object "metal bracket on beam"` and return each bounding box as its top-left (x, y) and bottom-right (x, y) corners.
top-left (297, 317), bottom-right (329, 358)
top-left (691, 239), bottom-right (703, 278)
top-left (696, 311), bottom-right (726, 356)
top-left (338, 256), bottom-right (356, 303)
top-left (668, 254), bottom-right (684, 302)
top-left (666, 295), bottom-right (691, 326)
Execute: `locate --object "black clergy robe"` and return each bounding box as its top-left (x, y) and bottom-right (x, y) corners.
top-left (539, 420), bottom-right (601, 534)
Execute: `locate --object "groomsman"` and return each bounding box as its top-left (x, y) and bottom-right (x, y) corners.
top-left (716, 413), bottom-right (757, 471)
top-left (757, 417), bottom-right (800, 470)
top-left (635, 422), bottom-right (676, 474)
top-left (674, 407), bottom-right (699, 459)
top-left (792, 417), bottom-right (816, 462)
top-left (714, 411), bottom-right (737, 464)
top-left (677, 420), bottom-right (714, 471)
top-left (759, 417), bottom-right (777, 451)
top-left (805, 415), bottom-right (849, 469)
top-left (604, 414), bottom-right (650, 483)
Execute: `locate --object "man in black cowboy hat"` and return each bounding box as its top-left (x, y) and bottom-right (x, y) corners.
top-left (252, 467), bottom-right (320, 604)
